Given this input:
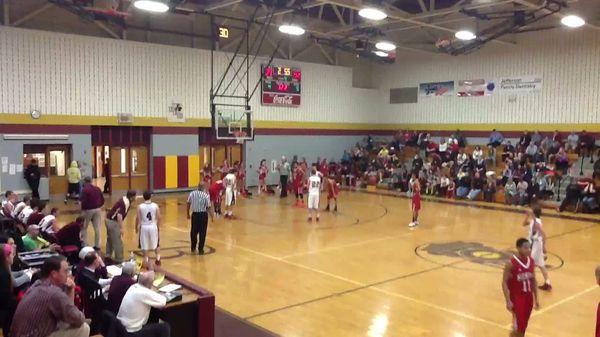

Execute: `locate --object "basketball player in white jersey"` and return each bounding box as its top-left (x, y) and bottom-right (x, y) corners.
top-left (136, 191), bottom-right (161, 265)
top-left (224, 169), bottom-right (237, 219)
top-left (307, 168), bottom-right (321, 222)
top-left (522, 205), bottom-right (551, 291)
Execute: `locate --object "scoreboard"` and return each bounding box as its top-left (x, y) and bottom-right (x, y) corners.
top-left (261, 65), bottom-right (301, 107)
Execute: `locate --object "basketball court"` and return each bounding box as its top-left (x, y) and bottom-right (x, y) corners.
top-left (54, 189), bottom-right (596, 337)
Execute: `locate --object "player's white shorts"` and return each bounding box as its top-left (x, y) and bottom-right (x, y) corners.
top-left (140, 225), bottom-right (158, 250)
top-left (225, 188), bottom-right (235, 206)
top-left (531, 239), bottom-right (545, 267)
top-left (307, 193), bottom-right (320, 209)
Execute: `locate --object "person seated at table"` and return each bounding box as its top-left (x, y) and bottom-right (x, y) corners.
top-left (10, 255), bottom-right (89, 337)
top-left (75, 251), bottom-right (111, 334)
top-left (16, 199), bottom-right (35, 226)
top-left (21, 225), bottom-right (53, 252)
top-left (117, 270), bottom-right (170, 337)
top-left (107, 262), bottom-right (136, 315)
top-left (1, 191), bottom-right (18, 219)
top-left (76, 246), bottom-right (109, 280)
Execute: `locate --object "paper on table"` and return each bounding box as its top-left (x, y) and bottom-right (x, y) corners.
top-left (9, 164), bottom-right (15, 175)
top-left (159, 283), bottom-right (182, 293)
top-left (106, 265), bottom-right (122, 276)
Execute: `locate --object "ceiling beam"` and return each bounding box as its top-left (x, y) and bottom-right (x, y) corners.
top-left (205, 0), bottom-right (244, 12)
top-left (12, 3), bottom-right (54, 27)
top-left (256, 0), bottom-right (322, 20)
top-left (293, 43), bottom-right (315, 59)
top-left (512, 0), bottom-right (600, 31)
top-left (94, 21), bottom-right (120, 39)
top-left (430, 0), bottom-right (435, 11)
top-left (317, 4), bottom-right (323, 20)
top-left (416, 0), bottom-right (428, 13)
top-left (317, 43), bottom-right (335, 64)
top-left (331, 5), bottom-right (346, 25)
top-left (265, 34), bottom-right (288, 59)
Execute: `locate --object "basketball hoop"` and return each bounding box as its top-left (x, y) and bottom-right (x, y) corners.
top-left (233, 130), bottom-right (247, 144)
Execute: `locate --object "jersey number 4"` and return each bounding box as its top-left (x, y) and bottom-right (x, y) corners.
top-left (146, 212), bottom-right (152, 221)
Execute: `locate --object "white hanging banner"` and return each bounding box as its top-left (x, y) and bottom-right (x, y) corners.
top-left (497, 75), bottom-right (542, 93)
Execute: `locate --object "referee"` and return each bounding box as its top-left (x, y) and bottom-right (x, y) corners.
top-left (187, 183), bottom-right (213, 255)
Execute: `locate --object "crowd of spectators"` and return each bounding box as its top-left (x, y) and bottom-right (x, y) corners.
top-left (335, 130), bottom-right (598, 213)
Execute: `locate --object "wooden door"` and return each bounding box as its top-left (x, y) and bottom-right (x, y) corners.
top-left (110, 147), bottom-right (129, 192)
top-left (229, 145), bottom-right (242, 165)
top-left (213, 145), bottom-right (226, 179)
top-left (47, 145), bottom-right (70, 196)
top-left (130, 146), bottom-right (148, 191)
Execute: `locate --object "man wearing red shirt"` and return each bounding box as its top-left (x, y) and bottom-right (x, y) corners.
top-left (80, 177), bottom-right (105, 247)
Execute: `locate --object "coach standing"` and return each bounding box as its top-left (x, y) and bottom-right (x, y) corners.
top-left (105, 190), bottom-right (136, 263)
top-left (278, 156), bottom-right (291, 198)
top-left (80, 177), bottom-right (104, 247)
top-left (187, 183), bottom-right (213, 255)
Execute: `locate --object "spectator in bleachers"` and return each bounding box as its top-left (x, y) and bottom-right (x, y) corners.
top-left (566, 131), bottom-right (579, 152)
top-left (554, 147), bottom-right (569, 173)
top-left (504, 178), bottom-right (518, 205)
top-left (107, 262), bottom-right (136, 315)
top-left (10, 255), bottom-right (89, 337)
top-left (579, 130), bottom-right (596, 163)
top-left (456, 148), bottom-right (468, 167)
top-left (517, 179), bottom-right (529, 205)
top-left (411, 154), bottom-right (423, 174)
top-left (117, 271), bottom-right (170, 337)
top-left (488, 129), bottom-right (504, 147)
top-left (531, 130), bottom-right (543, 146)
top-left (39, 208), bottom-right (59, 241)
top-left (438, 138), bottom-right (449, 162)
top-left (467, 172), bottom-right (484, 201)
top-left (472, 146), bottom-right (484, 162)
top-left (16, 200), bottom-right (34, 226)
top-left (483, 176), bottom-right (497, 202)
top-left (518, 131), bottom-right (531, 153)
top-left (456, 169), bottom-right (471, 199)
top-left (502, 141), bottom-right (516, 162)
top-left (525, 142), bottom-right (538, 161)
top-left (552, 130), bottom-right (563, 145)
top-left (12, 196), bottom-right (30, 221)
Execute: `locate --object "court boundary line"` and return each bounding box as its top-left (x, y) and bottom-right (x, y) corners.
top-left (204, 236), bottom-right (529, 335)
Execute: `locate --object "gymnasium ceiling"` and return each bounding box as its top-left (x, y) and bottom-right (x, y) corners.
top-left (1, 0), bottom-right (599, 66)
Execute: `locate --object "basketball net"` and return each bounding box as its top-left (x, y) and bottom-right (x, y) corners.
top-left (233, 130), bottom-right (247, 144)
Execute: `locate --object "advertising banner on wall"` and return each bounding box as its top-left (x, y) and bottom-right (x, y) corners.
top-left (457, 79), bottom-right (496, 97)
top-left (498, 76), bottom-right (542, 93)
top-left (418, 81), bottom-right (455, 98)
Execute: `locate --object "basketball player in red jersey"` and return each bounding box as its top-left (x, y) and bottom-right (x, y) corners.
top-left (325, 172), bottom-right (339, 212)
top-left (209, 180), bottom-right (224, 218)
top-left (202, 163), bottom-right (212, 184)
top-left (408, 172), bottom-right (421, 228)
top-left (292, 163), bottom-right (306, 207)
top-left (502, 238), bottom-right (540, 337)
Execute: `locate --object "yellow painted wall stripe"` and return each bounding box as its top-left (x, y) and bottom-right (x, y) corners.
top-left (188, 155), bottom-right (200, 188)
top-left (1, 113), bottom-right (599, 132)
top-left (165, 156), bottom-right (178, 189)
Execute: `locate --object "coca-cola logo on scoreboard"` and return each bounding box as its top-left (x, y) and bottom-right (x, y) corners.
top-left (262, 93), bottom-right (301, 107)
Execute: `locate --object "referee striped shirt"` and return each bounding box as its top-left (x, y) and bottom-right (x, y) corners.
top-left (188, 190), bottom-right (211, 213)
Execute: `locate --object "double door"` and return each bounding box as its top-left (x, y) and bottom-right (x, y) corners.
top-left (94, 146), bottom-right (148, 192)
top-left (23, 144), bottom-right (71, 196)
top-left (199, 144), bottom-right (242, 180)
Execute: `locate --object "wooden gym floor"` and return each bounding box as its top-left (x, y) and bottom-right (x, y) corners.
top-left (57, 190), bottom-right (600, 337)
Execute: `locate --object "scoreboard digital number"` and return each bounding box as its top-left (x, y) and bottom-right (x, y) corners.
top-left (261, 65), bottom-right (301, 107)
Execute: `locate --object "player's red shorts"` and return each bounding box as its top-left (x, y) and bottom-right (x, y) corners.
top-left (411, 193), bottom-right (421, 211)
top-left (512, 295), bottom-right (533, 333)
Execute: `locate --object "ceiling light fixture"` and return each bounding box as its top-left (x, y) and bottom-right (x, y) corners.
top-left (455, 30), bottom-right (477, 41)
top-left (374, 50), bottom-right (388, 57)
top-left (279, 24), bottom-right (305, 36)
top-left (561, 15), bottom-right (585, 28)
top-left (358, 7), bottom-right (387, 21)
top-left (133, 0), bottom-right (169, 13)
top-left (375, 41), bottom-right (396, 51)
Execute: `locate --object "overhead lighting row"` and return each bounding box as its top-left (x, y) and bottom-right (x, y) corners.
top-left (131, 1), bottom-right (586, 58)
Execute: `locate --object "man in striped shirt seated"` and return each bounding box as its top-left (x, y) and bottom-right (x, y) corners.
top-left (187, 183), bottom-right (213, 255)
top-left (10, 255), bottom-right (89, 337)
